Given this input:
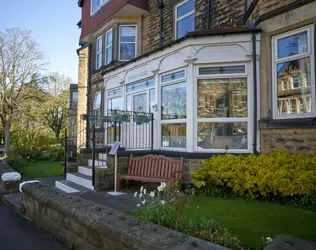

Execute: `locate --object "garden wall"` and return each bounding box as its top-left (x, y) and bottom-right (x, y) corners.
top-left (21, 183), bottom-right (229, 250)
top-left (0, 162), bottom-right (20, 196)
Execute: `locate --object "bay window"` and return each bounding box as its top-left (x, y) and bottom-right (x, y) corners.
top-left (273, 25), bottom-right (315, 118)
top-left (175, 0), bottom-right (195, 39)
top-left (105, 29), bottom-right (113, 64)
top-left (119, 25), bottom-right (136, 61)
top-left (107, 88), bottom-right (123, 111)
top-left (96, 36), bottom-right (102, 69)
top-left (197, 66), bottom-right (249, 151)
top-left (161, 70), bottom-right (187, 148)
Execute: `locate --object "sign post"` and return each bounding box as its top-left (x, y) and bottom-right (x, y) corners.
top-left (107, 141), bottom-right (124, 196)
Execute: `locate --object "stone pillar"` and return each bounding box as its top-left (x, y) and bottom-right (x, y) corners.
top-left (77, 46), bottom-right (89, 149)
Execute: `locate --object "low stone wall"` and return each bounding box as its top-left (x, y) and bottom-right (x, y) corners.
top-left (0, 162), bottom-right (20, 196)
top-left (21, 183), bottom-right (230, 250)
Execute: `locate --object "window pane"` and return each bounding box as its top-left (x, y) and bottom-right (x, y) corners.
top-left (276, 57), bottom-right (312, 115)
top-left (92, 0), bottom-right (101, 13)
top-left (197, 78), bottom-right (247, 118)
top-left (120, 43), bottom-right (136, 60)
top-left (177, 0), bottom-right (195, 18)
top-left (162, 124), bottom-right (186, 148)
top-left (199, 66), bottom-right (245, 75)
top-left (133, 93), bottom-right (147, 112)
top-left (277, 31), bottom-right (308, 59)
top-left (161, 82), bottom-right (186, 120)
top-left (108, 97), bottom-right (123, 110)
top-left (149, 89), bottom-right (155, 113)
top-left (106, 30), bottom-right (112, 46)
top-left (97, 37), bottom-right (102, 51)
top-left (126, 95), bottom-right (131, 111)
top-left (120, 26), bottom-right (136, 42)
top-left (97, 53), bottom-right (102, 68)
top-left (126, 78), bottom-right (155, 93)
top-left (198, 122), bottom-right (248, 150)
top-left (94, 92), bottom-right (101, 109)
top-left (106, 47), bottom-right (112, 64)
top-left (177, 14), bottom-right (195, 39)
top-left (108, 88), bottom-right (121, 97)
top-left (161, 70), bottom-right (185, 82)
top-left (71, 92), bottom-right (78, 107)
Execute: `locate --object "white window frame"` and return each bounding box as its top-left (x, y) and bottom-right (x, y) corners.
top-left (195, 64), bottom-right (251, 153)
top-left (105, 29), bottom-right (113, 65)
top-left (125, 77), bottom-right (155, 113)
top-left (106, 88), bottom-right (122, 111)
top-left (175, 0), bottom-right (195, 39)
top-left (159, 68), bottom-right (187, 151)
top-left (119, 25), bottom-right (137, 62)
top-left (272, 25), bottom-right (315, 119)
top-left (96, 35), bottom-right (103, 69)
top-left (91, 0), bottom-right (110, 16)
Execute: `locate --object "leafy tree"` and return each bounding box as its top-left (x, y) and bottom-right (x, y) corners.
top-left (39, 72), bottom-right (71, 140)
top-left (0, 28), bottom-right (45, 154)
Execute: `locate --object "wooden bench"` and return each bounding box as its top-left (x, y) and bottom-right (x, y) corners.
top-left (117, 154), bottom-right (184, 191)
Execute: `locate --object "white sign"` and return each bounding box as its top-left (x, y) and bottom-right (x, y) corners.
top-left (126, 69), bottom-right (149, 82)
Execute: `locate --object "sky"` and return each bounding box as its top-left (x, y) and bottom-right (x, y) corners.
top-left (0, 0), bottom-right (81, 83)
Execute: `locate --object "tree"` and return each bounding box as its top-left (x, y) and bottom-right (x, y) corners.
top-left (39, 72), bottom-right (71, 140)
top-left (0, 28), bottom-right (45, 154)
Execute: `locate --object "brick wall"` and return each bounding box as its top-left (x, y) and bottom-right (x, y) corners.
top-left (261, 128), bottom-right (316, 154)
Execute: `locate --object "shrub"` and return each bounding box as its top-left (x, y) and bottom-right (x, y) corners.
top-left (39, 144), bottom-right (64, 161)
top-left (190, 150), bottom-right (316, 210)
top-left (7, 153), bottom-right (29, 175)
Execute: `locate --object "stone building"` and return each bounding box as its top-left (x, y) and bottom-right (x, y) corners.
top-left (56, 0), bottom-right (316, 192)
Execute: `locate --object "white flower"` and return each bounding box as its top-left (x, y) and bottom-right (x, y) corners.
top-left (157, 186), bottom-right (163, 192)
top-left (160, 182), bottom-right (167, 189)
top-left (266, 237), bottom-right (272, 243)
top-left (140, 186), bottom-right (144, 193)
top-left (161, 200), bottom-right (166, 205)
top-left (137, 204), bottom-right (141, 207)
top-left (139, 193), bottom-right (143, 198)
top-left (143, 188), bottom-right (147, 195)
top-left (134, 192), bottom-right (137, 198)
top-left (170, 198), bottom-right (175, 202)
top-left (142, 200), bottom-right (146, 204)
top-left (149, 191), bottom-right (155, 198)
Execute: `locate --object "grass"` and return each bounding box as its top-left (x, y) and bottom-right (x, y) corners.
top-left (130, 196), bottom-right (316, 249)
top-left (23, 161), bottom-right (63, 178)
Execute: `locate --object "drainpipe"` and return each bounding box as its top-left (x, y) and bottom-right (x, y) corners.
top-left (207, 0), bottom-right (211, 29)
top-left (252, 32), bottom-right (259, 155)
top-left (157, 0), bottom-right (165, 47)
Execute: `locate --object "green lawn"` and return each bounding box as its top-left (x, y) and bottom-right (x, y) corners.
top-left (185, 196), bottom-right (316, 249)
top-left (131, 196), bottom-right (316, 249)
top-left (23, 161), bottom-right (63, 178)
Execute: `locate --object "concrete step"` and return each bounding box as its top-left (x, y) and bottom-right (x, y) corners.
top-left (99, 153), bottom-right (107, 160)
top-left (66, 173), bottom-right (93, 190)
top-left (2, 193), bottom-right (22, 215)
top-left (78, 165), bottom-right (108, 177)
top-left (55, 180), bottom-right (90, 193)
top-left (88, 159), bottom-right (107, 167)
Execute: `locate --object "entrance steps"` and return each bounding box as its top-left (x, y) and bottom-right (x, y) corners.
top-left (55, 154), bottom-right (108, 193)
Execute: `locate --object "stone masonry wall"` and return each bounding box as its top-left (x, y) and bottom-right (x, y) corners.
top-left (142, 0), bottom-right (245, 54)
top-left (261, 128), bottom-right (316, 154)
top-left (77, 46), bottom-right (89, 150)
top-left (248, 0), bottom-right (298, 23)
top-left (21, 183), bottom-right (230, 250)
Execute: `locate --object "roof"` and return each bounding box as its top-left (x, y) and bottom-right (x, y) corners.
top-left (100, 26), bottom-right (261, 75)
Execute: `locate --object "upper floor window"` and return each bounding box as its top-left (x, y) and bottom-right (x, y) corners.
top-left (119, 25), bottom-right (137, 61)
top-left (70, 91), bottom-right (78, 108)
top-left (96, 36), bottom-right (102, 69)
top-left (91, 0), bottom-right (109, 15)
top-left (175, 0), bottom-right (195, 39)
top-left (272, 25), bottom-right (315, 119)
top-left (105, 29), bottom-right (113, 64)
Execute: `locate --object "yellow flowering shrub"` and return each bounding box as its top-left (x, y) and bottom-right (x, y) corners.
top-left (191, 150), bottom-right (316, 198)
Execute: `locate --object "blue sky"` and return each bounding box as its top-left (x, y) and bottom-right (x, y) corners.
top-left (0, 1), bottom-right (81, 83)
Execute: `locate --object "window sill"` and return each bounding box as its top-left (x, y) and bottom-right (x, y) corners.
top-left (259, 117), bottom-right (316, 129)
